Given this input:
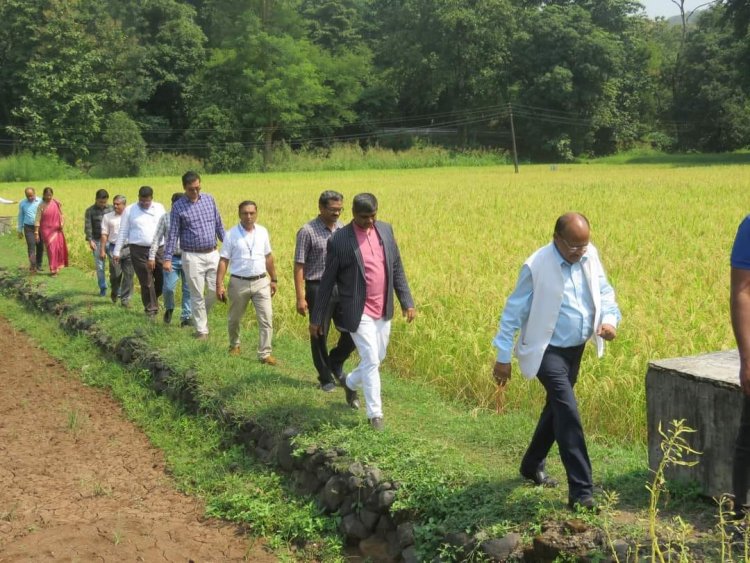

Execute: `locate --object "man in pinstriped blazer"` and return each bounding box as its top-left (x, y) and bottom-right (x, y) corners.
top-left (310, 193), bottom-right (416, 431)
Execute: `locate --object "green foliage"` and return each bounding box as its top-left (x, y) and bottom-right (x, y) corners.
top-left (673, 6), bottom-right (750, 151)
top-left (0, 152), bottom-right (80, 182)
top-left (97, 111), bottom-right (147, 177)
top-left (137, 152), bottom-right (204, 177)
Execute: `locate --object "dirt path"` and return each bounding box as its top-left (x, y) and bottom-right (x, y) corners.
top-left (0, 316), bottom-right (275, 562)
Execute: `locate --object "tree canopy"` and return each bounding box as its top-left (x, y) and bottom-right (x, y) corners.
top-left (1, 0), bottom-right (748, 169)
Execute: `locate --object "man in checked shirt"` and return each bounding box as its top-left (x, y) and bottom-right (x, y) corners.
top-left (163, 171), bottom-right (225, 340)
top-left (294, 191), bottom-right (356, 393)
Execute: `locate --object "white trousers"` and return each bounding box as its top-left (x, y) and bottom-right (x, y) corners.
top-left (182, 250), bottom-right (219, 335)
top-left (347, 315), bottom-right (391, 419)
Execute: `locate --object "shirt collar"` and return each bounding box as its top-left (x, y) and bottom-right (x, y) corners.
top-left (552, 242), bottom-right (588, 266)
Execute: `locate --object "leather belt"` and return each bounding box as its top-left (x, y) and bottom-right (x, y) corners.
top-left (231, 273), bottom-right (266, 282)
top-left (185, 247), bottom-right (216, 254)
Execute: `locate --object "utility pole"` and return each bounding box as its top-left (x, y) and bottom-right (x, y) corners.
top-left (508, 102), bottom-right (519, 174)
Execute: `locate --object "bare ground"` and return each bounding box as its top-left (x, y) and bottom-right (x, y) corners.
top-left (0, 316), bottom-right (276, 562)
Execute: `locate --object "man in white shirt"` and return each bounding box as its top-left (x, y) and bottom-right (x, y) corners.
top-left (216, 200), bottom-right (278, 362)
top-left (492, 212), bottom-right (621, 513)
top-left (100, 194), bottom-right (133, 306)
top-left (114, 186), bottom-right (166, 318)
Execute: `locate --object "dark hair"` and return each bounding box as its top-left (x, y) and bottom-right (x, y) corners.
top-left (138, 185), bottom-right (153, 198)
top-left (554, 212), bottom-right (590, 236)
top-left (95, 189), bottom-right (109, 200)
top-left (171, 192), bottom-right (184, 204)
top-left (43, 187), bottom-right (54, 197)
top-left (113, 194), bottom-right (126, 204)
top-left (319, 190), bottom-right (344, 207)
top-left (352, 193), bottom-right (378, 214)
top-left (182, 171), bottom-right (201, 187)
top-left (238, 200), bottom-right (257, 212)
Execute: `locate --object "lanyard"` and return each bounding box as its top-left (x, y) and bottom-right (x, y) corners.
top-left (237, 225), bottom-right (256, 257)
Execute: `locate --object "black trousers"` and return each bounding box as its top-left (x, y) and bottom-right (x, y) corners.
top-left (23, 224), bottom-right (44, 270)
top-left (129, 244), bottom-right (163, 315)
top-left (305, 280), bottom-right (356, 386)
top-left (734, 395), bottom-right (750, 519)
top-left (521, 344), bottom-right (592, 502)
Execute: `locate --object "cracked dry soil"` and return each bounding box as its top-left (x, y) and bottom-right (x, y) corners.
top-left (0, 316), bottom-right (276, 562)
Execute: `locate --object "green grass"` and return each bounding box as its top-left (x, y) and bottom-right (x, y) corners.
top-left (0, 232), bottom-right (726, 560)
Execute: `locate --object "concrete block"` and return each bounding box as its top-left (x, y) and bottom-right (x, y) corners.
top-left (646, 350), bottom-right (742, 497)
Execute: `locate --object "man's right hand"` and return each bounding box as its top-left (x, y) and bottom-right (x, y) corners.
top-left (309, 323), bottom-right (323, 338)
top-left (17, 231), bottom-right (22, 239)
top-left (163, 259), bottom-right (173, 273)
top-left (296, 297), bottom-right (308, 316)
top-left (493, 362), bottom-right (512, 386)
top-left (216, 286), bottom-right (227, 303)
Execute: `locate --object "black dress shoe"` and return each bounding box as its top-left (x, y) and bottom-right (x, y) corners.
top-left (520, 468), bottom-right (559, 488)
top-left (568, 496), bottom-right (598, 513)
top-left (163, 309), bottom-right (173, 324)
top-left (339, 374), bottom-right (360, 409)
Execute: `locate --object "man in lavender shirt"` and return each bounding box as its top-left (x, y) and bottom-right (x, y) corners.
top-left (164, 171), bottom-right (225, 340)
top-left (310, 193), bottom-right (416, 431)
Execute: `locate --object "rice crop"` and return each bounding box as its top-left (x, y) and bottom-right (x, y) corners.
top-left (1, 163), bottom-right (742, 443)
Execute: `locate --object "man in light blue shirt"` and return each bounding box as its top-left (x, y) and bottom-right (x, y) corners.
top-left (17, 187), bottom-right (43, 272)
top-left (492, 212), bottom-right (621, 512)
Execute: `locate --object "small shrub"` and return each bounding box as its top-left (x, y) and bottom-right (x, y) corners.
top-left (0, 151), bottom-right (80, 182)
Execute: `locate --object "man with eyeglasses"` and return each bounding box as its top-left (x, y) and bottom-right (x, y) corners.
top-left (294, 191), bottom-right (356, 393)
top-left (113, 186), bottom-right (166, 319)
top-left (17, 187), bottom-right (44, 273)
top-left (492, 212), bottom-right (620, 513)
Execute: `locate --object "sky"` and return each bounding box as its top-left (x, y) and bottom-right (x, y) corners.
top-left (639, 0), bottom-right (711, 19)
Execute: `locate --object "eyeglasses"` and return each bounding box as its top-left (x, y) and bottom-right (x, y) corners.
top-left (557, 236), bottom-right (588, 252)
top-left (325, 207), bottom-right (343, 214)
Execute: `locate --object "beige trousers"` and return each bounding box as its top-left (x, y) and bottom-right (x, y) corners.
top-left (227, 276), bottom-right (273, 359)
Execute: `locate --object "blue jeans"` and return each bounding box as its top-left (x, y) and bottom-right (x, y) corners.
top-left (92, 240), bottom-right (107, 290)
top-left (163, 256), bottom-right (191, 320)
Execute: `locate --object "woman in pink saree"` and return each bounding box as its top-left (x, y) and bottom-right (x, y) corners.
top-left (34, 187), bottom-right (68, 275)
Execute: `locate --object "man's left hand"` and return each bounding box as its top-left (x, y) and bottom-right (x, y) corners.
top-left (597, 323), bottom-right (617, 341)
top-left (404, 307), bottom-right (416, 323)
top-left (270, 280), bottom-right (277, 297)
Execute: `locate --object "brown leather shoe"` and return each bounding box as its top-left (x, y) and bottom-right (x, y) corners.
top-left (259, 355), bottom-right (277, 366)
top-left (194, 332), bottom-right (208, 341)
top-left (228, 346), bottom-right (241, 356)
